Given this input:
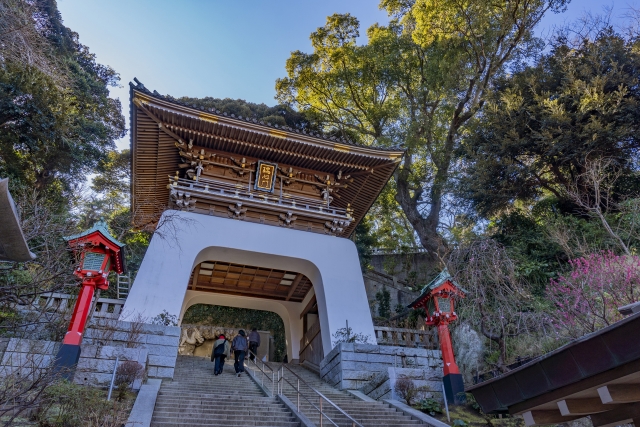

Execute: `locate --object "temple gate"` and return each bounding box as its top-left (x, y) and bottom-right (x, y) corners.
top-left (122, 80), bottom-right (404, 365)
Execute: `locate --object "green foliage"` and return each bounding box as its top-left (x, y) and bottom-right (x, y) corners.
top-left (354, 217), bottom-right (376, 271)
top-left (151, 310), bottom-right (178, 327)
top-left (464, 392), bottom-right (481, 412)
top-left (182, 304), bottom-right (286, 362)
top-left (366, 183), bottom-right (419, 252)
top-left (417, 398), bottom-right (442, 415)
top-left (375, 286), bottom-right (391, 319)
top-left (460, 27), bottom-right (640, 216)
top-left (35, 380), bottom-right (131, 427)
top-left (176, 96), bottom-right (322, 133)
top-left (452, 419), bottom-right (468, 427)
top-left (0, 0), bottom-right (125, 196)
top-left (277, 1), bottom-right (564, 259)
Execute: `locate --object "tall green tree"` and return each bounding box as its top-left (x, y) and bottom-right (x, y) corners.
top-left (276, 0), bottom-right (568, 263)
top-left (0, 0), bottom-right (125, 196)
top-left (460, 27), bottom-right (640, 217)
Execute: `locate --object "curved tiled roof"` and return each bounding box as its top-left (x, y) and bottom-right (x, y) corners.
top-left (129, 80), bottom-right (404, 237)
top-left (130, 78), bottom-right (402, 152)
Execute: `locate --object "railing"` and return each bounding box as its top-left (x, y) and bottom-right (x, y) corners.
top-left (244, 350), bottom-right (364, 426)
top-left (374, 326), bottom-right (437, 349)
top-left (171, 176), bottom-right (350, 219)
top-left (276, 363), bottom-right (364, 427)
top-left (20, 293), bottom-right (125, 319)
top-left (244, 350), bottom-right (276, 396)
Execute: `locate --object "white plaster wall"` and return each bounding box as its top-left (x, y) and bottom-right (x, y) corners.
top-left (121, 211), bottom-right (375, 358)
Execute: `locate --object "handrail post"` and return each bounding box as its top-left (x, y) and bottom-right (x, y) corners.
top-left (319, 397), bottom-right (323, 427)
top-left (297, 378), bottom-right (300, 412)
top-left (107, 356), bottom-right (119, 401)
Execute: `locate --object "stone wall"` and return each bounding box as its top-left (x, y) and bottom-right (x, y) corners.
top-left (320, 343), bottom-right (442, 391)
top-left (363, 271), bottom-right (418, 318)
top-left (370, 252), bottom-right (435, 285)
top-left (0, 338), bottom-right (146, 390)
top-left (84, 319), bottom-right (180, 379)
top-left (360, 367), bottom-right (443, 402)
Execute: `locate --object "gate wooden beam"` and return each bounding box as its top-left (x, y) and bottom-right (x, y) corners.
top-left (286, 274), bottom-right (304, 301)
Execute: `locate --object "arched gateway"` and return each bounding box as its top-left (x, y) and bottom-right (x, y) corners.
top-left (122, 81), bottom-right (404, 364)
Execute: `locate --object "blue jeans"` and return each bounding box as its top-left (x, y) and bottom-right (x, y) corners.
top-left (214, 355), bottom-right (226, 375)
top-left (234, 350), bottom-right (246, 373)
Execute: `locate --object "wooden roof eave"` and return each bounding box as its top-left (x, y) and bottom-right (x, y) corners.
top-left (131, 89), bottom-right (404, 163)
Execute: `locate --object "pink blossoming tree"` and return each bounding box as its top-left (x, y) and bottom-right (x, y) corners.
top-left (547, 251), bottom-right (640, 339)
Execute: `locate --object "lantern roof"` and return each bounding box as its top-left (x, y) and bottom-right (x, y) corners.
top-left (65, 219), bottom-right (127, 275)
top-left (64, 219), bottom-right (125, 248)
top-left (408, 268), bottom-right (466, 308)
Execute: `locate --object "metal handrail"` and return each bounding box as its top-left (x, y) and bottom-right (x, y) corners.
top-left (276, 363), bottom-right (364, 427)
top-left (245, 350), bottom-right (275, 396)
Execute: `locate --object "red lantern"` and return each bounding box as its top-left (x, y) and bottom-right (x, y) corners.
top-left (409, 269), bottom-right (466, 404)
top-left (54, 220), bottom-right (126, 375)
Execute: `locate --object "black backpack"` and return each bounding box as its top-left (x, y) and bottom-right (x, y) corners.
top-left (213, 341), bottom-right (226, 356)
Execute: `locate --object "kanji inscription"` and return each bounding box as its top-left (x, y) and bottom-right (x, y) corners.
top-left (255, 161), bottom-right (277, 192)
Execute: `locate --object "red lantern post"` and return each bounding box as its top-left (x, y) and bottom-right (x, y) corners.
top-left (408, 269), bottom-right (466, 404)
top-left (54, 220), bottom-right (126, 376)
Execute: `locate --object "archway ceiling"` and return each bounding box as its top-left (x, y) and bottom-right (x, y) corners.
top-left (188, 260), bottom-right (312, 303)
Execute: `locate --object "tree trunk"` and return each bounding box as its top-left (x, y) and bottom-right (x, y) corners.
top-left (394, 149), bottom-right (449, 266)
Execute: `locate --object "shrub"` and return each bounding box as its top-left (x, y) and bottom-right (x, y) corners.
top-left (331, 326), bottom-right (370, 346)
top-left (35, 380), bottom-right (132, 427)
top-left (417, 398), bottom-right (442, 416)
top-left (151, 310), bottom-right (178, 327)
top-left (394, 378), bottom-right (419, 406)
top-left (376, 286), bottom-right (391, 318)
top-left (114, 361), bottom-right (144, 401)
top-left (547, 251), bottom-right (640, 338)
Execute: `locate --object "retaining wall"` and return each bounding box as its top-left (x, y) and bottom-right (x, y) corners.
top-left (84, 319), bottom-right (180, 379)
top-left (320, 343), bottom-right (442, 391)
top-left (0, 321), bottom-right (180, 387)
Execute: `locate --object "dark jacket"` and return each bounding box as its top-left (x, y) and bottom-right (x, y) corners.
top-left (232, 334), bottom-right (248, 351)
top-left (212, 338), bottom-right (230, 358)
top-left (248, 330), bottom-right (260, 346)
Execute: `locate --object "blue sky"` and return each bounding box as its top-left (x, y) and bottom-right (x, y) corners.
top-left (57, 0), bottom-right (639, 150)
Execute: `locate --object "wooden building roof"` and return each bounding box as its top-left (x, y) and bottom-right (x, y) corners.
top-left (129, 80), bottom-right (404, 237)
top-left (467, 308), bottom-right (640, 425)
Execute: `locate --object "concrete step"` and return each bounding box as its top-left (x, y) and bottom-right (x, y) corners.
top-left (151, 422), bottom-right (300, 427)
top-left (151, 356), bottom-right (300, 427)
top-left (152, 406), bottom-right (290, 415)
top-left (278, 364), bottom-right (425, 426)
top-left (152, 414), bottom-right (296, 423)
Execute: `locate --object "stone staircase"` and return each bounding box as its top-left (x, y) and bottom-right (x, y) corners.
top-left (150, 356), bottom-right (300, 427)
top-left (273, 363), bottom-right (426, 427)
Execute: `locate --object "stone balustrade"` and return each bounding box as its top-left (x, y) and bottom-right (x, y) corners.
top-left (373, 326), bottom-right (437, 349)
top-left (30, 292), bottom-right (125, 319)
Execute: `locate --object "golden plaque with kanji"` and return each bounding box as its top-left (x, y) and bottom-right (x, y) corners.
top-left (254, 161), bottom-right (277, 192)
